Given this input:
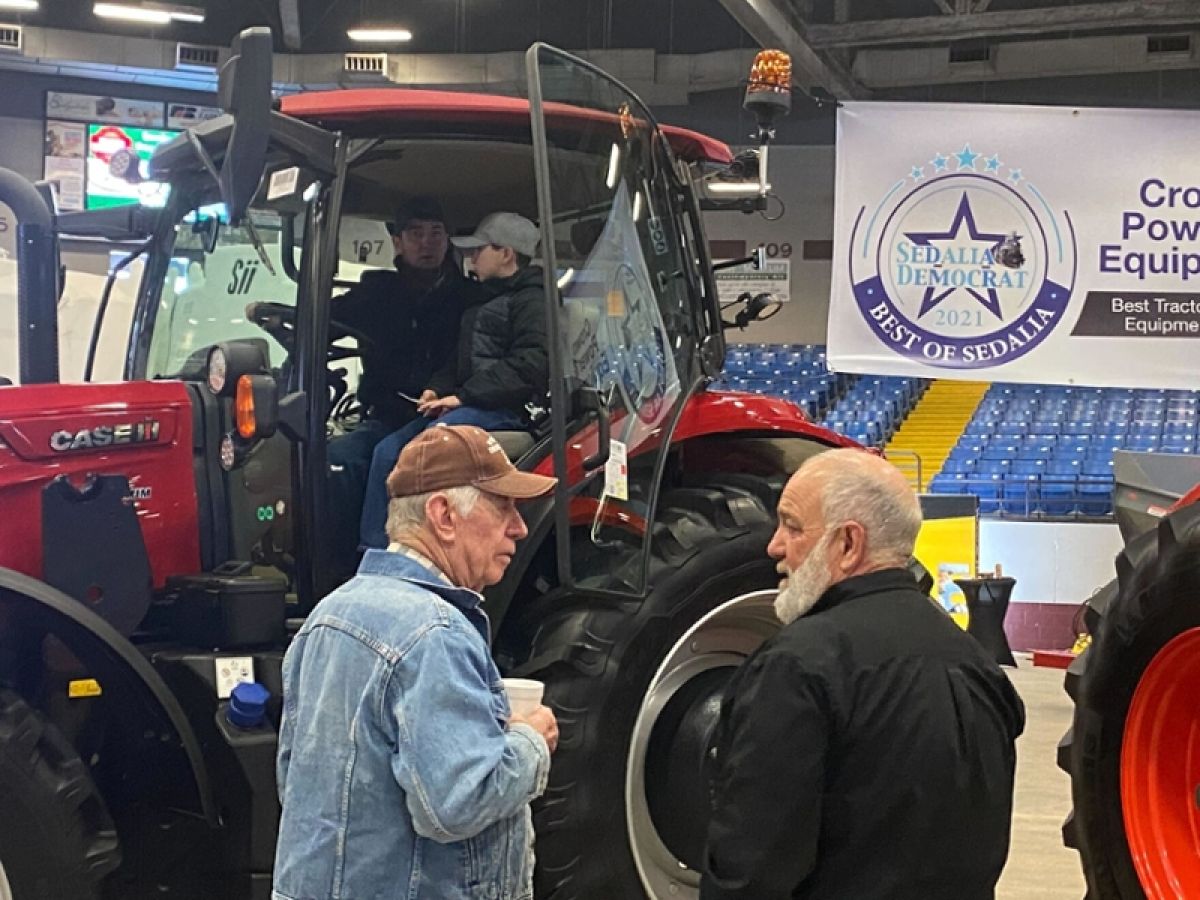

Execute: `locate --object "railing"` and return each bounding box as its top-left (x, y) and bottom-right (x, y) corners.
top-left (886, 449), bottom-right (923, 490)
top-left (930, 474), bottom-right (1115, 519)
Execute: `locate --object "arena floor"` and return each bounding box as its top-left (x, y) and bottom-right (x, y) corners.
top-left (997, 656), bottom-right (1087, 900)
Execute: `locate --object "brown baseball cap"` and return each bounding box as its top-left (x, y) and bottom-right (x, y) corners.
top-left (386, 425), bottom-right (557, 501)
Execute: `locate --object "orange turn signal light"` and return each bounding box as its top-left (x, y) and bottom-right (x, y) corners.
top-left (235, 374), bottom-right (258, 439)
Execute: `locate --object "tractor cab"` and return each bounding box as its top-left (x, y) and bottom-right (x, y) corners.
top-left (90, 41), bottom-right (778, 612)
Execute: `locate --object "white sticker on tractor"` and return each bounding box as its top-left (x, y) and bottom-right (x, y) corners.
top-left (267, 166), bottom-right (300, 200)
top-left (215, 656), bottom-right (255, 699)
top-left (605, 438), bottom-right (629, 501)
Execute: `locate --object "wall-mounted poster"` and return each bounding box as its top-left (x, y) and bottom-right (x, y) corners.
top-left (46, 91), bottom-right (164, 127)
top-left (166, 103), bottom-right (221, 130)
top-left (43, 120), bottom-right (86, 212)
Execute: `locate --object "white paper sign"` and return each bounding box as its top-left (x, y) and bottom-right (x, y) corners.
top-left (214, 656), bottom-right (254, 699)
top-left (267, 166), bottom-right (299, 200)
top-left (604, 438), bottom-right (629, 501)
top-left (830, 101), bottom-right (1200, 389)
top-left (715, 259), bottom-right (790, 304)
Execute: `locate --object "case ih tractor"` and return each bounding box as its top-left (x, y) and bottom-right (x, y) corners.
top-left (0, 29), bottom-right (857, 900)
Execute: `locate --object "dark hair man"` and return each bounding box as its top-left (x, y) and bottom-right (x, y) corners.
top-left (358, 212), bottom-right (548, 550)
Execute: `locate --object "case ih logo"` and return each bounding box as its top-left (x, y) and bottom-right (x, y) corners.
top-left (49, 419), bottom-right (162, 452)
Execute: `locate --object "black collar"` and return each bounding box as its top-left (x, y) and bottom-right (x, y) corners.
top-left (810, 568), bottom-right (921, 616)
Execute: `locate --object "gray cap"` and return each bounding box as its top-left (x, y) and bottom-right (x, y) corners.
top-left (451, 212), bottom-right (540, 258)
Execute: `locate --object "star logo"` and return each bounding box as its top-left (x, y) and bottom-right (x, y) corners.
top-left (903, 192), bottom-right (1008, 319)
top-left (911, 165), bottom-right (925, 181)
top-left (930, 153), bottom-right (949, 172)
top-left (955, 144), bottom-right (979, 170)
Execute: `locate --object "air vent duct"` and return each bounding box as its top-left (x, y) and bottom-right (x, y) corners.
top-left (176, 42), bottom-right (220, 71)
top-left (0, 24), bottom-right (22, 53)
top-left (949, 40), bottom-right (991, 65)
top-left (1147, 34), bottom-right (1191, 56)
top-left (344, 52), bottom-right (388, 78)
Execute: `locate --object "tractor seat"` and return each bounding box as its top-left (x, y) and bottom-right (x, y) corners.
top-left (491, 430), bottom-right (535, 460)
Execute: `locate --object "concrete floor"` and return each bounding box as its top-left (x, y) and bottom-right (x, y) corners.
top-left (996, 655), bottom-right (1087, 900)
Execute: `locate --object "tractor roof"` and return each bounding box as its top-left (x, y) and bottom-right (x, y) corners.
top-left (280, 88), bottom-right (733, 166)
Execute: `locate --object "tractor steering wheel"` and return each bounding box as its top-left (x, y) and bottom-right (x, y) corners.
top-left (245, 301), bottom-right (375, 362)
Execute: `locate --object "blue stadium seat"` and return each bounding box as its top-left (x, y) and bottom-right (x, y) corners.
top-left (1040, 478), bottom-right (1078, 516)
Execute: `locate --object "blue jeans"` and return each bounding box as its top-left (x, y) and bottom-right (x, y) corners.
top-left (327, 419), bottom-right (394, 571)
top-left (360, 406), bottom-right (527, 549)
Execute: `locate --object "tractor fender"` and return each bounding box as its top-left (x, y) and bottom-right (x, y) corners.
top-left (0, 566), bottom-right (218, 827)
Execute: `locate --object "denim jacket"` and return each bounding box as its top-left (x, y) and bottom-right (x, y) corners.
top-left (273, 550), bottom-right (550, 900)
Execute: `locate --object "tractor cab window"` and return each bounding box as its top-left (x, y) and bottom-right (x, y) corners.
top-left (529, 46), bottom-right (706, 595)
top-left (145, 205), bottom-right (301, 380)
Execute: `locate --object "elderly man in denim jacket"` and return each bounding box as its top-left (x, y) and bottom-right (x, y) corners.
top-left (273, 425), bottom-right (559, 900)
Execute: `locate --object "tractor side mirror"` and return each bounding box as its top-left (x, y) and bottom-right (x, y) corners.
top-left (216, 27), bottom-right (273, 224)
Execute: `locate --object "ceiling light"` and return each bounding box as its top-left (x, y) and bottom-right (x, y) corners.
top-left (94, 4), bottom-right (169, 24)
top-left (0, 1), bottom-right (39, 11)
top-left (165, 6), bottom-right (203, 22)
top-left (93, 2), bottom-right (204, 24)
top-left (347, 27), bottom-right (413, 42)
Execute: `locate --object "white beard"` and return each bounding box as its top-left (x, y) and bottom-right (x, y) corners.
top-left (774, 531), bottom-right (836, 626)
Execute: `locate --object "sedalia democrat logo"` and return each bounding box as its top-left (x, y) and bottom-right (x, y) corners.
top-left (848, 144), bottom-right (1077, 368)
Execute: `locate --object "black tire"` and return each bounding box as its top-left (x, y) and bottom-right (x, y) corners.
top-left (518, 476), bottom-right (784, 900)
top-left (0, 689), bottom-right (121, 899)
top-left (1058, 502), bottom-right (1200, 898)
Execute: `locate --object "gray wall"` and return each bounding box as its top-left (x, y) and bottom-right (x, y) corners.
top-left (703, 145), bottom-right (836, 346)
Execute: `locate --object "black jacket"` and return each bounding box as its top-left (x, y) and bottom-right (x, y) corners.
top-left (702, 569), bottom-right (1026, 900)
top-left (335, 262), bottom-right (478, 428)
top-left (428, 266), bottom-right (548, 413)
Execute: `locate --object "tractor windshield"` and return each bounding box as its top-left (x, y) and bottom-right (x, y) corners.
top-left (144, 204), bottom-right (303, 380)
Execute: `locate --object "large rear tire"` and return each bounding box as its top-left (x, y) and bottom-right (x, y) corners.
top-left (1059, 503), bottom-right (1200, 898)
top-left (517, 476), bottom-right (784, 900)
top-left (0, 689), bottom-right (121, 899)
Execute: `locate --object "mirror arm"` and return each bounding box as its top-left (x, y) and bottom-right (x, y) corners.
top-left (186, 129), bottom-right (222, 187)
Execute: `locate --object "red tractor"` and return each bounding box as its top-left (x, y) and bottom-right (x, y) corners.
top-left (0, 29), bottom-right (856, 900)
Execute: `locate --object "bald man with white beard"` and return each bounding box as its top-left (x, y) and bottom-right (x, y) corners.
top-left (701, 449), bottom-right (1026, 900)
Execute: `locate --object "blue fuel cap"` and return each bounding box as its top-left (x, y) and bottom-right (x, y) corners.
top-left (228, 681), bottom-right (270, 729)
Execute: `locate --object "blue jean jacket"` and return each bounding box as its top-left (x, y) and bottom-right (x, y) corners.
top-left (273, 550), bottom-right (550, 900)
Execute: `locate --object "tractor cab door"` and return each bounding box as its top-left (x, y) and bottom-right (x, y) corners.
top-left (526, 44), bottom-right (706, 596)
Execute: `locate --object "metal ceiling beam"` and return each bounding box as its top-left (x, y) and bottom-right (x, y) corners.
top-left (809, 0), bottom-right (1200, 48)
top-left (279, 0), bottom-right (301, 50)
top-left (716, 0), bottom-right (866, 99)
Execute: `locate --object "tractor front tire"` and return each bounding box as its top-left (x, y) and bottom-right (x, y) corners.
top-left (1059, 502), bottom-right (1200, 898)
top-left (520, 477), bottom-right (784, 900)
top-left (0, 689), bottom-right (120, 899)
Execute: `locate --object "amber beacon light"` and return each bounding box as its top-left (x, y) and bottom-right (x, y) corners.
top-left (744, 50), bottom-right (793, 120)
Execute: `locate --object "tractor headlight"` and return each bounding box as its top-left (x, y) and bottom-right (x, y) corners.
top-left (206, 345), bottom-right (228, 395)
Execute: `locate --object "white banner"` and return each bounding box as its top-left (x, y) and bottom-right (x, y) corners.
top-left (829, 102), bottom-right (1200, 388)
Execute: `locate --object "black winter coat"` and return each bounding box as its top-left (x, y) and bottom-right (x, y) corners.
top-left (428, 266), bottom-right (549, 413)
top-left (702, 568), bottom-right (1026, 900)
top-left (335, 262), bottom-right (478, 428)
